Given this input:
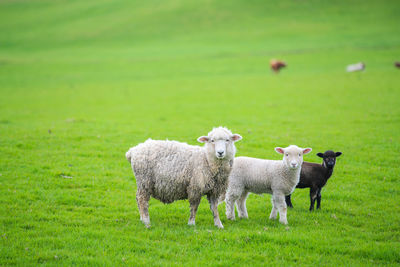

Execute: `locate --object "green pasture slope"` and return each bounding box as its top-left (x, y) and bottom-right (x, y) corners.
top-left (1, 0), bottom-right (400, 265)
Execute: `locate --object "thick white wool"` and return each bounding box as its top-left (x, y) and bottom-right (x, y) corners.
top-left (126, 127), bottom-right (242, 228)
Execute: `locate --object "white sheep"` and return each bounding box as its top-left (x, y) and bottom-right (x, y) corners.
top-left (346, 62), bottom-right (365, 72)
top-left (126, 127), bottom-right (242, 228)
top-left (225, 145), bottom-right (311, 225)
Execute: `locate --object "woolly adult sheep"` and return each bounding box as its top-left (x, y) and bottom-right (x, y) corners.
top-left (225, 145), bottom-right (311, 225)
top-left (126, 127), bottom-right (242, 228)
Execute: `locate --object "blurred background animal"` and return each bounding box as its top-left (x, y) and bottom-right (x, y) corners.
top-left (270, 59), bottom-right (287, 73)
top-left (346, 62), bottom-right (365, 72)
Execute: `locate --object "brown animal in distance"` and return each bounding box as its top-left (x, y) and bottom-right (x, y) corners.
top-left (270, 59), bottom-right (287, 73)
top-left (395, 61), bottom-right (400, 68)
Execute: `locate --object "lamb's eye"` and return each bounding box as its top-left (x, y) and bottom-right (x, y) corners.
top-left (226, 139), bottom-right (229, 142)
top-left (211, 140), bottom-right (214, 143)
top-left (285, 153), bottom-right (288, 156)
top-left (299, 154), bottom-right (301, 157)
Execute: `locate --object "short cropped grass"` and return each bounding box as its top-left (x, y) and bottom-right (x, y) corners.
top-left (1, 0), bottom-right (400, 265)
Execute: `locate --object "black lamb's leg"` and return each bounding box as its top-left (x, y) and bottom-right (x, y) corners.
top-left (316, 188), bottom-right (322, 209)
top-left (285, 195), bottom-right (293, 208)
top-left (309, 187), bottom-right (318, 211)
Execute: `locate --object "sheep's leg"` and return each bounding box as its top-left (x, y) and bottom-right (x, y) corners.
top-left (309, 187), bottom-right (318, 211)
top-left (269, 195), bottom-right (278, 221)
top-left (136, 190), bottom-right (150, 227)
top-left (316, 188), bottom-right (322, 209)
top-left (237, 191), bottom-right (249, 219)
top-left (207, 195), bottom-right (224, 229)
top-left (285, 194), bottom-right (294, 208)
top-left (271, 193), bottom-right (288, 225)
top-left (188, 198), bottom-right (201, 226)
top-left (225, 192), bottom-right (239, 220)
top-left (217, 192), bottom-right (226, 206)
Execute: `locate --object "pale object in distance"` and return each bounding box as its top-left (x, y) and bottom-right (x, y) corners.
top-left (346, 62), bottom-right (365, 72)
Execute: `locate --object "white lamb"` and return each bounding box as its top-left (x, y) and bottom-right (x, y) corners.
top-left (126, 127), bottom-right (242, 228)
top-left (225, 145), bottom-right (312, 225)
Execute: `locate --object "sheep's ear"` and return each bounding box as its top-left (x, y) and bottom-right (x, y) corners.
top-left (231, 134), bottom-right (242, 142)
top-left (275, 147), bottom-right (284, 154)
top-left (335, 152), bottom-right (342, 157)
top-left (317, 153), bottom-right (324, 158)
top-left (303, 148), bottom-right (312, 154)
top-left (197, 136), bottom-right (209, 143)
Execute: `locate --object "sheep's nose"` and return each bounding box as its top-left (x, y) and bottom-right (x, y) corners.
top-left (217, 151), bottom-right (225, 157)
top-left (291, 163), bottom-right (297, 168)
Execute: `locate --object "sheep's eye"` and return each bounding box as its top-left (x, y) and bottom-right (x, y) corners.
top-left (299, 154), bottom-right (301, 157)
top-left (226, 139), bottom-right (229, 142)
top-left (211, 140), bottom-right (214, 143)
top-left (285, 153), bottom-right (288, 156)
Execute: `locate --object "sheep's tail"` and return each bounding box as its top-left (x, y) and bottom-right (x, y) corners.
top-left (125, 148), bottom-right (133, 163)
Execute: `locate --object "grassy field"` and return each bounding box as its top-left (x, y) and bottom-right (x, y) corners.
top-left (1, 0), bottom-right (400, 265)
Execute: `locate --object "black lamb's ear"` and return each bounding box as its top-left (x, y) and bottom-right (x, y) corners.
top-left (335, 152), bottom-right (342, 157)
top-left (317, 153), bottom-right (324, 158)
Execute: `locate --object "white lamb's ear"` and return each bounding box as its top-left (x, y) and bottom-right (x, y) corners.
top-left (303, 148), bottom-right (312, 154)
top-left (275, 147), bottom-right (284, 154)
top-left (231, 134), bottom-right (242, 142)
top-left (197, 136), bottom-right (209, 143)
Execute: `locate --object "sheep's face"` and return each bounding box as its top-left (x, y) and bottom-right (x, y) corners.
top-left (198, 127), bottom-right (242, 160)
top-left (317, 150), bottom-right (342, 169)
top-left (275, 145), bottom-right (312, 170)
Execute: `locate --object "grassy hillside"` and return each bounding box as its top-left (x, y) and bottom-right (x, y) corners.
top-left (1, 0), bottom-right (399, 265)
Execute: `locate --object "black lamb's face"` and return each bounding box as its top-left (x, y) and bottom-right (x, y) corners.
top-left (317, 150), bottom-right (342, 169)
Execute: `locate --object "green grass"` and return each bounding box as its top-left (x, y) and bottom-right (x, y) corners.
top-left (1, 0), bottom-right (400, 265)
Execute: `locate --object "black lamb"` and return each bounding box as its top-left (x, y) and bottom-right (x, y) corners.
top-left (285, 150), bottom-right (342, 211)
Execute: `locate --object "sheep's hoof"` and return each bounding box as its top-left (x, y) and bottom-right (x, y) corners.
top-left (141, 218), bottom-right (151, 228)
top-left (143, 222), bottom-right (151, 228)
top-left (188, 220), bottom-right (196, 226)
top-left (226, 216), bottom-right (235, 221)
top-left (215, 223), bottom-right (224, 229)
top-left (279, 220), bottom-right (288, 225)
top-left (269, 215), bottom-right (277, 220)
